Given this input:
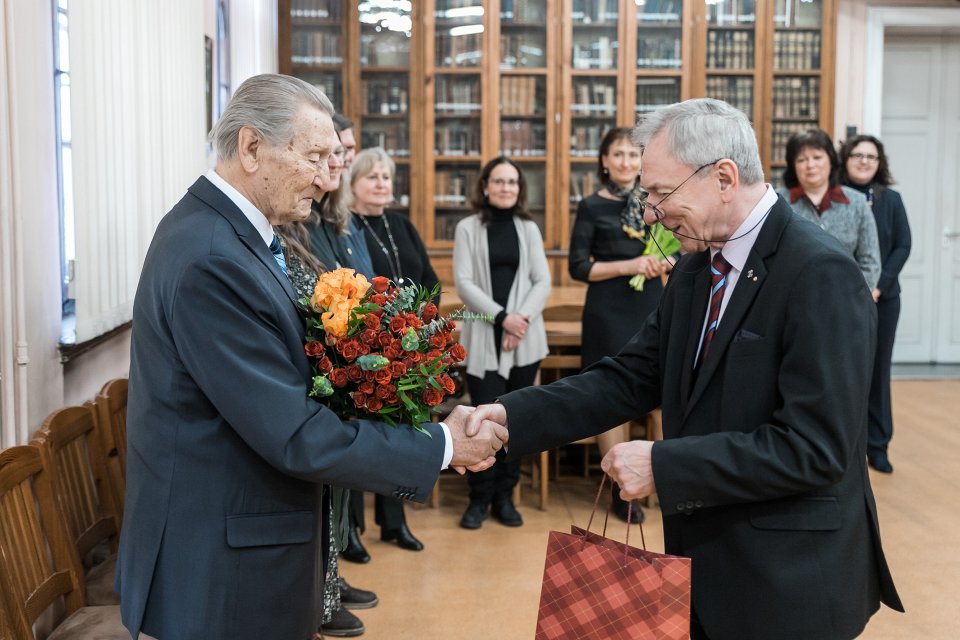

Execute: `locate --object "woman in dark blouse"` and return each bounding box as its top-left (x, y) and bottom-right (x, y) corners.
top-left (840, 134), bottom-right (912, 474)
top-left (568, 127), bottom-right (677, 522)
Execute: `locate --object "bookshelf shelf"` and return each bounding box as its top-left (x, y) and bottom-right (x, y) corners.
top-left (278, 0), bottom-right (836, 285)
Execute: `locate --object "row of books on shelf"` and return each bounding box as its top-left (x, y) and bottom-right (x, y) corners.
top-left (772, 77), bottom-right (820, 119)
top-left (705, 76), bottom-right (753, 120)
top-left (500, 34), bottom-right (547, 70)
top-left (636, 79), bottom-right (681, 114)
top-left (433, 213), bottom-right (471, 241)
top-left (707, 29), bottom-right (755, 70)
top-left (290, 0), bottom-right (342, 21)
top-left (500, 121), bottom-right (547, 157)
top-left (771, 121), bottom-right (818, 164)
top-left (572, 37), bottom-right (618, 70)
top-left (359, 40), bottom-right (410, 68)
top-left (291, 31), bottom-right (342, 65)
top-left (569, 170), bottom-right (599, 204)
top-left (360, 129), bottom-right (409, 157)
top-left (773, 31), bottom-right (822, 71)
top-left (363, 81), bottom-right (408, 116)
top-left (572, 82), bottom-right (616, 116)
top-left (501, 77), bottom-right (542, 117)
top-left (434, 169), bottom-right (479, 204)
top-left (637, 0), bottom-right (682, 24)
top-left (435, 34), bottom-right (482, 68)
top-left (571, 0), bottom-right (619, 23)
top-left (435, 77), bottom-right (481, 114)
top-left (501, 0), bottom-right (546, 23)
top-left (435, 127), bottom-right (482, 157)
top-left (570, 124), bottom-right (610, 157)
top-left (636, 32), bottom-right (682, 69)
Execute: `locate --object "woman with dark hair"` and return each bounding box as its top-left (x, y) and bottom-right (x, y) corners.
top-left (567, 126), bottom-right (677, 523)
top-left (454, 157), bottom-right (551, 530)
top-left (778, 128), bottom-right (881, 289)
top-left (840, 134), bottom-right (911, 474)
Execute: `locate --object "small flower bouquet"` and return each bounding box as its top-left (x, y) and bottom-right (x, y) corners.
top-left (627, 222), bottom-right (682, 291)
top-left (302, 268), bottom-right (467, 433)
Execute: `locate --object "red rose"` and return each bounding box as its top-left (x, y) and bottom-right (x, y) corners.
top-left (385, 393), bottom-right (400, 406)
top-left (371, 276), bottom-right (390, 293)
top-left (405, 313), bottom-right (422, 329)
top-left (364, 370), bottom-right (377, 382)
top-left (304, 341), bottom-right (325, 357)
top-left (389, 361), bottom-right (407, 378)
top-left (440, 374), bottom-right (456, 394)
top-left (448, 344), bottom-right (466, 362)
top-left (366, 397), bottom-right (383, 412)
top-left (375, 384), bottom-right (393, 400)
top-left (353, 392), bottom-right (367, 409)
top-left (340, 340), bottom-right (360, 361)
top-left (318, 356), bottom-right (333, 373)
top-left (346, 364), bottom-right (363, 383)
top-left (426, 349), bottom-right (442, 362)
top-left (370, 293), bottom-right (387, 306)
top-left (383, 345), bottom-right (402, 360)
top-left (422, 388), bottom-right (443, 407)
top-left (406, 351), bottom-right (421, 362)
top-left (329, 368), bottom-right (349, 388)
top-left (360, 329), bottom-right (377, 346)
top-left (377, 331), bottom-right (393, 348)
top-left (363, 314), bottom-right (381, 331)
top-left (375, 369), bottom-right (392, 385)
top-left (422, 302), bottom-right (438, 322)
top-left (428, 334), bottom-right (445, 349)
top-left (404, 358), bottom-right (418, 370)
top-left (325, 334), bottom-right (339, 346)
top-left (359, 381), bottom-right (375, 395)
top-left (357, 344), bottom-right (371, 356)
top-left (389, 316), bottom-right (407, 334)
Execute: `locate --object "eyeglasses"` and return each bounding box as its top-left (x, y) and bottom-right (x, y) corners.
top-left (488, 178), bottom-right (520, 188)
top-left (849, 152), bottom-right (880, 164)
top-left (641, 160), bottom-right (720, 223)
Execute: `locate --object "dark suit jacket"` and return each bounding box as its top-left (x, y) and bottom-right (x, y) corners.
top-left (502, 197), bottom-right (903, 640)
top-left (117, 177), bottom-right (445, 640)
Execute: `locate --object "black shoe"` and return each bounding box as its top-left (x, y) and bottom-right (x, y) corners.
top-left (868, 452), bottom-right (894, 474)
top-left (339, 577), bottom-right (378, 610)
top-left (612, 484), bottom-right (644, 524)
top-left (380, 523), bottom-right (424, 551)
top-left (459, 503), bottom-right (488, 530)
top-left (340, 528), bottom-right (370, 564)
top-left (491, 500), bottom-right (523, 527)
top-left (319, 607), bottom-right (364, 637)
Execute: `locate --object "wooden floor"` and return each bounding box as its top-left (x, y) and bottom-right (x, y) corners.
top-left (343, 380), bottom-right (960, 639)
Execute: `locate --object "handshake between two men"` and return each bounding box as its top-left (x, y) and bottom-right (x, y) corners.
top-left (443, 404), bottom-right (657, 501)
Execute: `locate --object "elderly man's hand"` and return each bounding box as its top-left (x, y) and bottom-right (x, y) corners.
top-left (445, 406), bottom-right (509, 474)
top-left (600, 440), bottom-right (657, 500)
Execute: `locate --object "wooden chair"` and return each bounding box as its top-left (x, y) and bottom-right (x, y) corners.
top-left (32, 405), bottom-right (122, 606)
top-left (0, 445), bottom-right (125, 639)
top-left (94, 378), bottom-right (128, 516)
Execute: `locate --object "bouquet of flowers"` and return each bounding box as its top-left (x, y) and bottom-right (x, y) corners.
top-left (301, 268), bottom-right (467, 433)
top-left (627, 222), bottom-right (682, 291)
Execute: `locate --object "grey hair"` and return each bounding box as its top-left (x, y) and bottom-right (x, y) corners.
top-left (348, 147), bottom-right (396, 203)
top-left (210, 73), bottom-right (335, 162)
top-left (633, 98), bottom-right (764, 185)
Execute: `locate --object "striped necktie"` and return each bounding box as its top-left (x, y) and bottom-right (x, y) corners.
top-left (269, 234), bottom-right (288, 276)
top-left (697, 252), bottom-right (732, 368)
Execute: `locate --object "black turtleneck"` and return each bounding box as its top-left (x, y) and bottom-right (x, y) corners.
top-left (486, 206), bottom-right (520, 328)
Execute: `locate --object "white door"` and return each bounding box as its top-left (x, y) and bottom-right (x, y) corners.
top-left (881, 32), bottom-right (960, 363)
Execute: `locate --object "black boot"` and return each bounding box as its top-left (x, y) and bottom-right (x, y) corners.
top-left (339, 577), bottom-right (379, 609)
top-left (380, 522), bottom-right (424, 551)
top-left (611, 483), bottom-right (644, 524)
top-left (340, 527), bottom-right (370, 564)
top-left (319, 606), bottom-right (364, 637)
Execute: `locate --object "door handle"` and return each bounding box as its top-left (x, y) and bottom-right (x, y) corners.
top-left (945, 227), bottom-right (960, 239)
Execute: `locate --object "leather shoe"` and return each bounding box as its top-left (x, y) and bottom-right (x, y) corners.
top-left (319, 606), bottom-right (364, 637)
top-left (339, 577), bottom-right (378, 610)
top-left (340, 527), bottom-right (370, 564)
top-left (460, 503), bottom-right (488, 529)
top-left (868, 452), bottom-right (894, 474)
top-left (492, 500), bottom-right (523, 527)
top-left (380, 523), bottom-right (424, 551)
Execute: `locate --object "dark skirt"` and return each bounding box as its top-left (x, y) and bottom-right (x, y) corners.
top-left (581, 275), bottom-right (663, 368)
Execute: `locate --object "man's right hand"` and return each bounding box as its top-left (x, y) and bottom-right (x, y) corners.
top-left (445, 406), bottom-right (509, 474)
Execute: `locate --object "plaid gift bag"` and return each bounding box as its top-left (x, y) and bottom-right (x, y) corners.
top-left (535, 480), bottom-right (691, 639)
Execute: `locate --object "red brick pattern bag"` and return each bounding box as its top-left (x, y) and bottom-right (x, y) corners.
top-left (535, 479), bottom-right (692, 639)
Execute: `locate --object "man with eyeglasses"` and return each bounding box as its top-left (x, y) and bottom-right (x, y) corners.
top-left (466, 99), bottom-right (903, 639)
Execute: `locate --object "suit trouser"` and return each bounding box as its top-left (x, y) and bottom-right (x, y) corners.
top-left (465, 361), bottom-right (540, 505)
top-left (349, 488), bottom-right (408, 532)
top-left (868, 296), bottom-right (900, 456)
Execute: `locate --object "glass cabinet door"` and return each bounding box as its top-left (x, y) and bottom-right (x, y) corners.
top-left (703, 0), bottom-right (756, 122)
top-left (287, 0), bottom-right (345, 110)
top-left (634, 0), bottom-right (683, 119)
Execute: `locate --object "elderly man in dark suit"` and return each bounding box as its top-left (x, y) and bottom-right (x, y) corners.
top-left (467, 99), bottom-right (903, 640)
top-left (116, 74), bottom-right (505, 640)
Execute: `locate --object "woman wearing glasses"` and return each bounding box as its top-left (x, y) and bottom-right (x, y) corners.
top-left (568, 127), bottom-right (677, 523)
top-left (778, 129), bottom-right (881, 290)
top-left (453, 157), bottom-right (551, 530)
top-left (840, 135), bottom-right (911, 474)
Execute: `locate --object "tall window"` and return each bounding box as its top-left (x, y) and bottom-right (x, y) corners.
top-left (53, 0), bottom-right (74, 333)
top-left (217, 0), bottom-right (231, 120)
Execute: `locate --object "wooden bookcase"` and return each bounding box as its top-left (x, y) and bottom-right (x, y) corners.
top-left (278, 0), bottom-right (835, 286)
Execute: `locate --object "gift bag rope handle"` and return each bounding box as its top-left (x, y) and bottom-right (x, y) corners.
top-left (582, 475), bottom-right (646, 564)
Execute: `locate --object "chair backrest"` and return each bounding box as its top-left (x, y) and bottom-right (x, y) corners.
top-left (94, 378), bottom-right (128, 513)
top-left (0, 445), bottom-right (86, 638)
top-left (32, 405), bottom-right (120, 566)
top-left (541, 304), bottom-right (583, 322)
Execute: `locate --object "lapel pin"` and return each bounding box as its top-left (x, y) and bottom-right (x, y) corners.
top-left (746, 269), bottom-right (754, 279)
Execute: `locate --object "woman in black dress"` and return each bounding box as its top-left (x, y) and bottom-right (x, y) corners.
top-left (348, 147), bottom-right (439, 553)
top-left (840, 134), bottom-right (911, 474)
top-left (568, 127), bottom-right (677, 522)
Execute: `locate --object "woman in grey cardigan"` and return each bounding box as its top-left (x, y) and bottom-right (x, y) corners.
top-left (453, 157), bottom-right (551, 530)
top-left (777, 129), bottom-right (881, 289)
